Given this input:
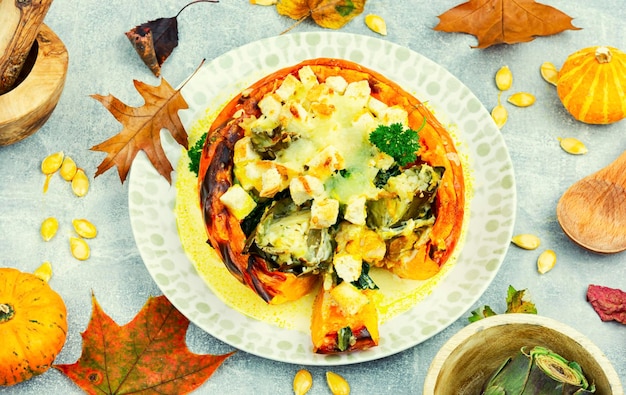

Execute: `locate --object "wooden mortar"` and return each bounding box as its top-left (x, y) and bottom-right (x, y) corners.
top-left (0, 23), bottom-right (68, 146)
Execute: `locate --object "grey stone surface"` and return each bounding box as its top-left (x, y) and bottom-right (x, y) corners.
top-left (0, 0), bottom-right (624, 393)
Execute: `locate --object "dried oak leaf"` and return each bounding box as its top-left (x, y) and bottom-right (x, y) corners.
top-left (587, 284), bottom-right (626, 324)
top-left (434, 0), bottom-right (581, 49)
top-left (277, 0), bottom-right (365, 29)
top-left (126, 0), bottom-right (218, 77)
top-left (90, 78), bottom-right (189, 184)
top-left (55, 294), bottom-right (235, 394)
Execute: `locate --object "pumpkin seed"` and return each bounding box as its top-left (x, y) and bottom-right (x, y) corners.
top-left (70, 237), bottom-right (90, 261)
top-left (293, 369), bottom-right (313, 395)
top-left (537, 249), bottom-right (556, 274)
top-left (540, 62), bottom-right (558, 86)
top-left (365, 14), bottom-right (387, 36)
top-left (249, 0), bottom-right (277, 4)
top-left (495, 66), bottom-right (513, 91)
top-left (41, 217), bottom-right (59, 242)
top-left (326, 371), bottom-right (350, 395)
top-left (34, 261), bottom-right (53, 282)
top-left (511, 234), bottom-right (541, 250)
top-left (558, 137), bottom-right (588, 155)
top-left (72, 218), bottom-right (97, 239)
top-left (71, 168), bottom-right (90, 197)
top-left (507, 92), bottom-right (536, 107)
top-left (60, 156), bottom-right (78, 181)
top-left (41, 151), bottom-right (64, 175)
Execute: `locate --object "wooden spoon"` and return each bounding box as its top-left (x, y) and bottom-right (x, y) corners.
top-left (557, 150), bottom-right (626, 254)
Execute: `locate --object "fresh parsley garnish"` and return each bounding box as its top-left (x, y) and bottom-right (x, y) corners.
top-left (187, 132), bottom-right (207, 176)
top-left (368, 120), bottom-right (424, 166)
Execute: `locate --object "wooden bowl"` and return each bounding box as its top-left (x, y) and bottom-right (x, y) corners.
top-left (424, 314), bottom-right (623, 394)
top-left (0, 24), bottom-right (68, 146)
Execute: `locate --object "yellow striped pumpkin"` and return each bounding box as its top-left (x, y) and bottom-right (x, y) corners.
top-left (557, 46), bottom-right (626, 124)
top-left (0, 268), bottom-right (68, 386)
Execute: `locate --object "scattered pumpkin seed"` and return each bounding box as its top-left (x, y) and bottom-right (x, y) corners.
top-left (72, 218), bottom-right (98, 239)
top-left (491, 93), bottom-right (508, 129)
top-left (511, 234), bottom-right (541, 250)
top-left (34, 261), bottom-right (53, 282)
top-left (71, 168), bottom-right (90, 197)
top-left (41, 217), bottom-right (59, 242)
top-left (540, 62), bottom-right (558, 86)
top-left (70, 237), bottom-right (90, 261)
top-left (60, 156), bottom-right (78, 181)
top-left (326, 371), bottom-right (350, 395)
top-left (558, 137), bottom-right (588, 155)
top-left (42, 151), bottom-right (64, 193)
top-left (495, 65), bottom-right (513, 91)
top-left (293, 369), bottom-right (313, 395)
top-left (507, 92), bottom-right (536, 107)
top-left (365, 14), bottom-right (387, 36)
top-left (537, 249), bottom-right (556, 274)
top-left (249, 0), bottom-right (277, 4)
top-left (41, 151), bottom-right (64, 175)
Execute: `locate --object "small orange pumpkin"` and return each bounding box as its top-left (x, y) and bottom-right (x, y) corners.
top-left (0, 267), bottom-right (68, 386)
top-left (557, 46), bottom-right (626, 124)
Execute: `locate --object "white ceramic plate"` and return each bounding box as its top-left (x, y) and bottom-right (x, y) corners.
top-left (128, 32), bottom-right (516, 366)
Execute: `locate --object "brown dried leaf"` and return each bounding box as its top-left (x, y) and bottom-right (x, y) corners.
top-left (434, 0), bottom-right (581, 49)
top-left (90, 78), bottom-right (189, 184)
top-left (277, 0), bottom-right (365, 29)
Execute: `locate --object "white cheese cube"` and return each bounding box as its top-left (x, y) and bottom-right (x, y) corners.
top-left (260, 165), bottom-right (283, 197)
top-left (289, 175), bottom-right (325, 205)
top-left (233, 136), bottom-right (261, 166)
top-left (298, 66), bottom-right (319, 90)
top-left (344, 80), bottom-right (371, 108)
top-left (324, 76), bottom-right (348, 94)
top-left (344, 195), bottom-right (367, 225)
top-left (352, 111), bottom-right (378, 133)
top-left (380, 106), bottom-right (409, 127)
top-left (258, 94), bottom-right (283, 122)
top-left (330, 281), bottom-right (369, 316)
top-left (305, 146), bottom-right (345, 180)
top-left (333, 254), bottom-right (363, 284)
top-left (367, 96), bottom-right (388, 117)
top-left (280, 101), bottom-right (308, 122)
top-left (275, 74), bottom-right (302, 101)
top-left (310, 198), bottom-right (339, 229)
top-left (219, 184), bottom-right (257, 220)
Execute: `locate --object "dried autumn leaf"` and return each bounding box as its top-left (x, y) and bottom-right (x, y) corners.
top-left (126, 0), bottom-right (218, 77)
top-left (55, 294), bottom-right (235, 394)
top-left (90, 78), bottom-right (189, 184)
top-left (505, 285), bottom-right (537, 314)
top-left (434, 0), bottom-right (581, 49)
top-left (468, 285), bottom-right (537, 322)
top-left (277, 0), bottom-right (365, 30)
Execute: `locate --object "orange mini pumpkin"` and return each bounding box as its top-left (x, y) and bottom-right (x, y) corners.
top-left (556, 46), bottom-right (626, 124)
top-left (0, 267), bottom-right (68, 386)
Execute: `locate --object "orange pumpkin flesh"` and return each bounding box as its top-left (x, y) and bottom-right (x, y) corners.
top-left (0, 267), bottom-right (68, 386)
top-left (557, 46), bottom-right (626, 125)
top-left (198, 58), bottom-right (465, 353)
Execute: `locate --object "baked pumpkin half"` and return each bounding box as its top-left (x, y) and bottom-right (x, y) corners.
top-left (198, 58), bottom-right (465, 353)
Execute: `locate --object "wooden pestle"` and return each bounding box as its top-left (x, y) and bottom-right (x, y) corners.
top-left (0, 0), bottom-right (54, 95)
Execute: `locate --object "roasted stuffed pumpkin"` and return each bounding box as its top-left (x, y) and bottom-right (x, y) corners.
top-left (198, 58), bottom-right (465, 353)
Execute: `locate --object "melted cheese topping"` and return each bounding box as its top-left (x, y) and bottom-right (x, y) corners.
top-left (175, 66), bottom-right (471, 332)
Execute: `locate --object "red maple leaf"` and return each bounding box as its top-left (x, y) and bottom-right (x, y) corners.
top-left (434, 0), bottom-right (581, 48)
top-left (55, 294), bottom-right (234, 394)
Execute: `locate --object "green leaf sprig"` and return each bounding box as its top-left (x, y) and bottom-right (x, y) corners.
top-left (368, 119), bottom-right (424, 166)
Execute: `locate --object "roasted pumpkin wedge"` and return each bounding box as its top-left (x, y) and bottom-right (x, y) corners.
top-left (198, 58), bottom-right (465, 352)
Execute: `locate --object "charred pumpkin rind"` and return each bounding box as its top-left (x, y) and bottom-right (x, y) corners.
top-left (198, 58), bottom-right (465, 352)
top-left (0, 267), bottom-right (68, 386)
top-left (557, 46), bottom-right (626, 125)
